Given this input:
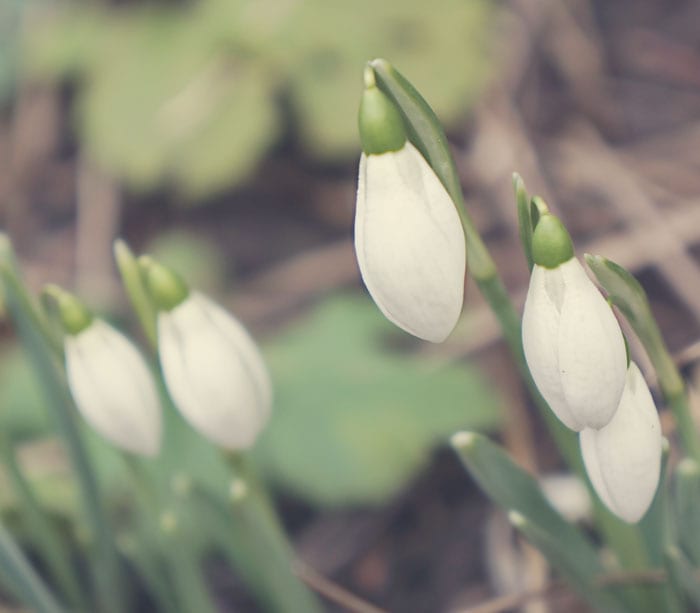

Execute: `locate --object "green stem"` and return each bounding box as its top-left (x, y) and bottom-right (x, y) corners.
top-left (118, 534), bottom-right (180, 613)
top-left (121, 456), bottom-right (181, 613)
top-left (0, 261), bottom-right (125, 613)
top-left (0, 521), bottom-right (65, 613)
top-left (160, 511), bottom-right (218, 613)
top-left (0, 434), bottom-right (86, 610)
top-left (225, 453), bottom-right (323, 613)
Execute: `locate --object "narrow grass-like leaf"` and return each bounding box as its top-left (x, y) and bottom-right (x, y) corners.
top-left (451, 432), bottom-right (624, 602)
top-left (452, 432), bottom-right (597, 556)
top-left (0, 521), bottom-right (65, 613)
top-left (114, 239), bottom-right (157, 350)
top-left (508, 511), bottom-right (628, 613)
top-left (666, 546), bottom-right (700, 608)
top-left (513, 173), bottom-right (533, 271)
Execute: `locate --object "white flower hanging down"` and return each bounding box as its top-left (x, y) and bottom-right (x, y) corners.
top-left (522, 214), bottom-right (627, 431)
top-left (580, 362), bottom-right (662, 523)
top-left (157, 292), bottom-right (272, 450)
top-left (141, 258), bottom-right (272, 451)
top-left (354, 67), bottom-right (465, 343)
top-left (65, 318), bottom-right (162, 457)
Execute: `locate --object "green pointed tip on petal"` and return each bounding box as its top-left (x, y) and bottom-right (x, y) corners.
top-left (43, 285), bottom-right (93, 335)
top-left (113, 238), bottom-right (134, 269)
top-left (358, 64), bottom-right (406, 155)
top-left (678, 458), bottom-right (700, 477)
top-left (508, 510), bottom-right (526, 527)
top-left (139, 256), bottom-right (189, 312)
top-left (0, 233), bottom-right (13, 264)
top-left (450, 431), bottom-right (476, 451)
top-left (531, 196), bottom-right (550, 217)
top-left (531, 213), bottom-right (574, 268)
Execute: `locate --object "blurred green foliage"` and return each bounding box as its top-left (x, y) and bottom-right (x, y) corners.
top-left (23, 0), bottom-right (494, 198)
top-left (255, 295), bottom-right (502, 506)
top-left (0, 0), bottom-right (23, 104)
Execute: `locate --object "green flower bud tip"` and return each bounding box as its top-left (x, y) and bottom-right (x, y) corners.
top-left (113, 238), bottom-right (135, 269)
top-left (358, 64), bottom-right (406, 155)
top-left (531, 213), bottom-right (574, 269)
top-left (44, 284), bottom-right (93, 335)
top-left (139, 256), bottom-right (189, 312)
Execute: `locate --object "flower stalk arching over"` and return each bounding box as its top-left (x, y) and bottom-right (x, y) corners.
top-left (521, 214), bottom-right (627, 431)
top-left (157, 291), bottom-right (272, 451)
top-left (355, 142), bottom-right (466, 343)
top-left (65, 319), bottom-right (162, 457)
top-left (580, 361), bottom-right (662, 523)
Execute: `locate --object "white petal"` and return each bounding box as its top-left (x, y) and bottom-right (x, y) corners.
top-left (354, 142), bottom-right (466, 343)
top-left (522, 264), bottom-right (582, 430)
top-left (65, 320), bottom-right (161, 456)
top-left (580, 362), bottom-right (662, 523)
top-left (557, 259), bottom-right (627, 429)
top-left (159, 292), bottom-right (271, 450)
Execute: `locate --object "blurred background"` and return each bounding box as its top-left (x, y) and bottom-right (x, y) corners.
top-left (2, 0), bottom-right (700, 611)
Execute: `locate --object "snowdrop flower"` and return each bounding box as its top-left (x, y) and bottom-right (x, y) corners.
top-left (580, 362), bottom-right (662, 523)
top-left (354, 67), bottom-right (465, 343)
top-left (522, 214), bottom-right (627, 431)
top-left (142, 258), bottom-right (272, 450)
top-left (52, 287), bottom-right (161, 456)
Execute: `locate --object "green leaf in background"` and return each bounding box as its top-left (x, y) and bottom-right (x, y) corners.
top-left (22, 0), bottom-right (494, 197)
top-left (0, 0), bottom-right (23, 104)
top-left (254, 295), bottom-right (502, 507)
top-left (272, 0), bottom-right (494, 158)
top-left (77, 12), bottom-right (279, 196)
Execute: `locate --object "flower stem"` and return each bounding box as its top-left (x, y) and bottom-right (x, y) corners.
top-left (159, 510), bottom-right (219, 613)
top-left (226, 453), bottom-right (324, 613)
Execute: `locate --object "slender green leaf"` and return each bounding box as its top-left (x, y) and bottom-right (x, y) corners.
top-left (666, 546), bottom-right (700, 608)
top-left (513, 173), bottom-right (533, 271)
top-left (452, 432), bottom-right (597, 556)
top-left (0, 521), bottom-right (65, 613)
top-left (508, 512), bottom-right (628, 613)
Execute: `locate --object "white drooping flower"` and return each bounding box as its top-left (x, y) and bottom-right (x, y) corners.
top-left (355, 141), bottom-right (466, 343)
top-left (354, 67), bottom-right (465, 343)
top-left (65, 319), bottom-right (162, 457)
top-left (157, 292), bottom-right (272, 451)
top-left (522, 215), bottom-right (627, 430)
top-left (580, 362), bottom-right (662, 523)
